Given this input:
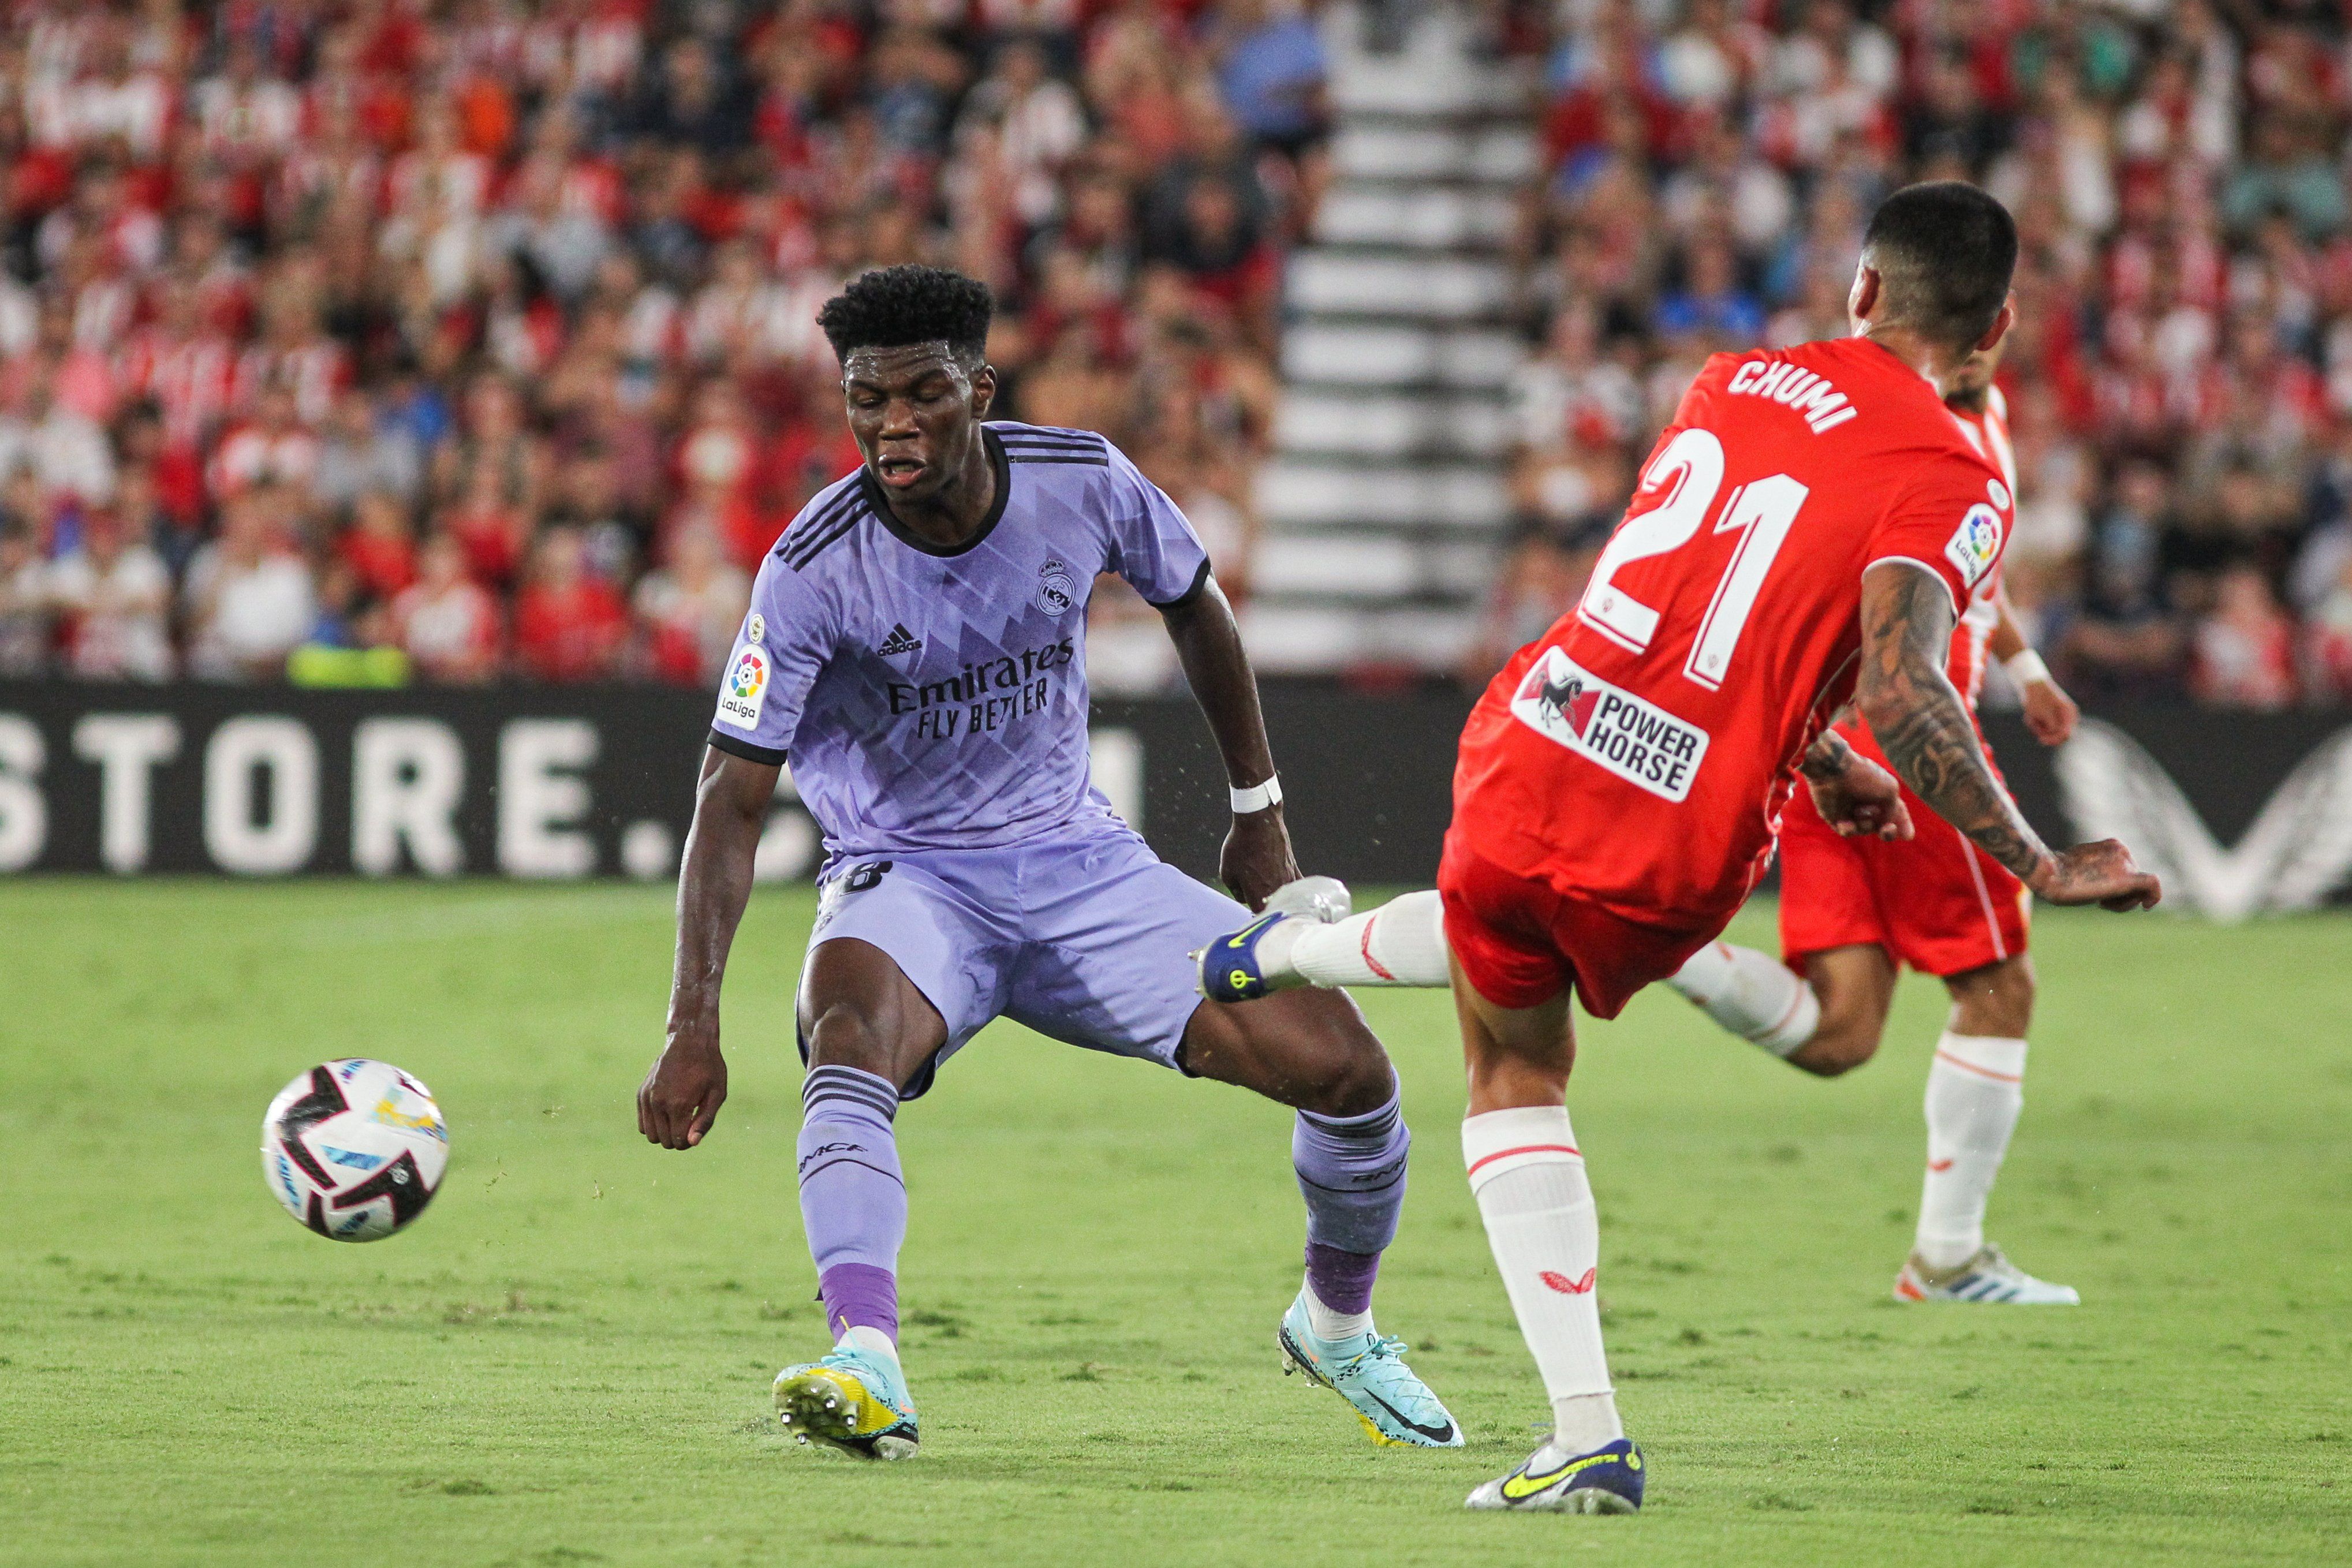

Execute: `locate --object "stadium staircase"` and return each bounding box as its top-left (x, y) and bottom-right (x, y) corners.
top-left (1244, 1), bottom-right (1538, 674)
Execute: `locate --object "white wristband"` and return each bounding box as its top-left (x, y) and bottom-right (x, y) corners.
top-left (2002, 649), bottom-right (2052, 688)
top-left (1229, 775), bottom-right (1283, 814)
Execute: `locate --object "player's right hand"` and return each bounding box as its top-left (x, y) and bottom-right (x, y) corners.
top-left (2029, 839), bottom-right (2161, 912)
top-left (639, 1023), bottom-right (729, 1149)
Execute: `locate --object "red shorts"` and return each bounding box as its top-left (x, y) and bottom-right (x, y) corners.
top-left (1438, 832), bottom-right (1716, 1018)
top-left (1777, 777), bottom-right (2030, 978)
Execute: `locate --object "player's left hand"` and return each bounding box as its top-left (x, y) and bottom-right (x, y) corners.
top-left (1809, 752), bottom-right (1915, 841)
top-left (1221, 805), bottom-right (1302, 911)
top-left (2020, 678), bottom-right (2080, 746)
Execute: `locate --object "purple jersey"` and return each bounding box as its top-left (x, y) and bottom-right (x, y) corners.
top-left (707, 422), bottom-right (1211, 857)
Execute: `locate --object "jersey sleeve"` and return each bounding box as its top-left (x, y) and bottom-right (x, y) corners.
top-left (1865, 450), bottom-right (2012, 616)
top-left (707, 553), bottom-right (835, 765)
top-left (1102, 447), bottom-right (1212, 608)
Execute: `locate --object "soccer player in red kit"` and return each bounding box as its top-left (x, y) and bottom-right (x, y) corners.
top-left (1199, 183), bottom-right (2158, 1513)
top-left (1662, 335), bottom-right (2096, 1306)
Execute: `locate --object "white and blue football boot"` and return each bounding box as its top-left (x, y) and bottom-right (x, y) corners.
top-left (1277, 1291), bottom-right (1462, 1447)
top-left (1894, 1244), bottom-right (2080, 1304)
top-left (1196, 876), bottom-right (1352, 1003)
top-left (774, 1342), bottom-right (920, 1459)
top-left (1465, 1438), bottom-right (1646, 1513)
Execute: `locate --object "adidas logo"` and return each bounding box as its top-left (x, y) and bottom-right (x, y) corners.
top-left (877, 624), bottom-right (923, 657)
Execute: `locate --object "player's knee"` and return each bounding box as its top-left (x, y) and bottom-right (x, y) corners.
top-left (1949, 956), bottom-right (2034, 1038)
top-left (1293, 1000), bottom-right (1399, 1118)
top-left (804, 1002), bottom-right (898, 1080)
top-left (1788, 1009), bottom-right (1881, 1077)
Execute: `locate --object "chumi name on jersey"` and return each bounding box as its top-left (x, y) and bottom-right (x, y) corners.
top-left (1726, 358), bottom-right (1858, 434)
top-left (1508, 646), bottom-right (1709, 804)
top-left (888, 637), bottom-right (1074, 742)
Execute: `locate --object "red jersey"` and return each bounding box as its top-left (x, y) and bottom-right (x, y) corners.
top-left (1831, 383), bottom-right (2010, 774)
top-left (1452, 335), bottom-right (2014, 935)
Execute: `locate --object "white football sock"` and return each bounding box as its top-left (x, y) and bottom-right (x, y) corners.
top-left (1463, 1105), bottom-right (1623, 1453)
top-left (1272, 888), bottom-right (1451, 988)
top-left (1667, 940), bottom-right (1819, 1056)
top-left (1301, 1278), bottom-right (1374, 1342)
top-left (1915, 1032), bottom-right (2028, 1270)
top-left (839, 1324), bottom-right (900, 1367)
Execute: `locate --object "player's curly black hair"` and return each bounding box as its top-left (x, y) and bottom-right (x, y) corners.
top-left (816, 265), bottom-right (994, 365)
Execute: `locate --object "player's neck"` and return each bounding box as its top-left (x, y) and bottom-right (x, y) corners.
top-left (873, 435), bottom-right (998, 549)
top-left (1853, 323), bottom-right (1961, 389)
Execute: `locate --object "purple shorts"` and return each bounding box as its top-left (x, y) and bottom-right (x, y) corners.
top-left (799, 821), bottom-right (1249, 1098)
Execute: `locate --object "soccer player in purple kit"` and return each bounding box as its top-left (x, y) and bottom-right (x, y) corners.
top-left (634, 265), bottom-right (1458, 1461)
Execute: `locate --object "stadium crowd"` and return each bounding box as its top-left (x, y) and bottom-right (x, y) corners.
top-left (1483, 0), bottom-right (2352, 707)
top-left (1, 0), bottom-right (2349, 708)
top-left (0, 0), bottom-right (1312, 685)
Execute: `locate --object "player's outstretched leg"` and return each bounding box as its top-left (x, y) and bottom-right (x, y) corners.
top-left (1198, 883), bottom-right (1451, 1002)
top-left (1179, 988), bottom-right (1459, 1447)
top-left (1451, 977), bottom-right (1642, 1515)
top-left (1663, 940), bottom-right (1820, 1056)
top-left (775, 1063), bottom-right (921, 1457)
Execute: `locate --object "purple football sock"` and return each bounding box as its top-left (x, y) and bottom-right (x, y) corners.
top-left (1304, 1240), bottom-right (1382, 1316)
top-left (819, 1261), bottom-right (899, 1342)
top-left (797, 1064), bottom-right (907, 1341)
top-left (1293, 1088), bottom-right (1410, 1267)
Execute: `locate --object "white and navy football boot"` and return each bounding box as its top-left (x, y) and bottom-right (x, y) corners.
top-left (1466, 1437), bottom-right (1646, 1513)
top-left (1196, 876), bottom-right (1352, 1002)
top-left (1894, 1244), bottom-right (2079, 1304)
top-left (774, 1342), bottom-right (920, 1459)
top-left (1276, 1291), bottom-right (1461, 1448)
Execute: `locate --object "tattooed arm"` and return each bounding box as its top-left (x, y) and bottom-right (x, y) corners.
top-left (1857, 561), bottom-right (2160, 910)
top-left (1797, 727), bottom-right (1913, 840)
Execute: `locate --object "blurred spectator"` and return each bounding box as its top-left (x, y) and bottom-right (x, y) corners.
top-left (49, 510), bottom-right (171, 680)
top-left (1462, 523), bottom-right (1601, 687)
top-left (2308, 556), bottom-right (2352, 701)
top-left (184, 496), bottom-right (315, 680)
top-left (391, 533), bottom-right (502, 684)
top-left (2192, 564), bottom-right (2298, 708)
top-left (633, 521), bottom-right (749, 686)
top-left (0, 371), bottom-right (114, 505)
top-left (512, 525), bottom-right (626, 681)
top-left (0, 521), bottom-right (48, 674)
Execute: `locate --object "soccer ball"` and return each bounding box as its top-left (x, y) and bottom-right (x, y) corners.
top-left (260, 1059), bottom-right (448, 1242)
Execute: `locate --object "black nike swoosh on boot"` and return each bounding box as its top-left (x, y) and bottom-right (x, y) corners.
top-left (1361, 1388), bottom-right (1455, 1444)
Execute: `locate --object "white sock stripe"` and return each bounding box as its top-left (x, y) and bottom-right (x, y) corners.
top-left (1462, 1106), bottom-right (1582, 1190)
top-left (1933, 1031), bottom-right (2028, 1080)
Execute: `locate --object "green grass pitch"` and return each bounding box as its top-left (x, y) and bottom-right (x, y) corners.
top-left (3, 880), bottom-right (2348, 1567)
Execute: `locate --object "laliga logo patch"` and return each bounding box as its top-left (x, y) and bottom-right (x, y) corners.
top-left (1035, 558), bottom-right (1076, 617)
top-left (717, 645), bottom-right (770, 730)
top-left (1945, 502), bottom-right (2003, 588)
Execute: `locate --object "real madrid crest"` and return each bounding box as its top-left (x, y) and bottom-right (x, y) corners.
top-left (1035, 558), bottom-right (1076, 616)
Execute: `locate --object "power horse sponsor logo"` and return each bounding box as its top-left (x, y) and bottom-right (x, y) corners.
top-left (1509, 647), bottom-right (1708, 804)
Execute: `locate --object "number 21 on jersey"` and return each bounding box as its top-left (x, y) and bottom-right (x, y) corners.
top-left (1578, 428), bottom-right (1809, 691)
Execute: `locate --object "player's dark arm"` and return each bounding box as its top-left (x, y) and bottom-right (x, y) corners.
top-left (1857, 561), bottom-right (2158, 910)
top-left (1158, 574), bottom-right (1302, 908)
top-left (639, 746), bottom-right (778, 1149)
